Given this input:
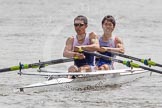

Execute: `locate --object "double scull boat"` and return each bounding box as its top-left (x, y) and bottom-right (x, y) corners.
top-left (0, 51), bottom-right (161, 92)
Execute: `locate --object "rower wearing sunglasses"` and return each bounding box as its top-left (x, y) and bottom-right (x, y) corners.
top-left (63, 15), bottom-right (99, 78)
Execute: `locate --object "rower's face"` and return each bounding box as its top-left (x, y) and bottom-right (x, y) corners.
top-left (102, 20), bottom-right (114, 34)
top-left (74, 20), bottom-right (87, 35)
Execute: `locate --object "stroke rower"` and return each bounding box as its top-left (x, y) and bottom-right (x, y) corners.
top-left (63, 15), bottom-right (99, 78)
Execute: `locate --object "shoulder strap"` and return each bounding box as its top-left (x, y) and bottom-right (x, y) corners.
top-left (114, 36), bottom-right (118, 48)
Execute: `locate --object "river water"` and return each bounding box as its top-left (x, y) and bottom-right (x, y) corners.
top-left (0, 0), bottom-right (162, 108)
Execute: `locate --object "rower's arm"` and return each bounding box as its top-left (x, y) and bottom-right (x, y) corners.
top-left (107, 36), bottom-right (125, 54)
top-left (63, 37), bottom-right (85, 59)
top-left (63, 37), bottom-right (75, 58)
top-left (89, 32), bottom-right (100, 51)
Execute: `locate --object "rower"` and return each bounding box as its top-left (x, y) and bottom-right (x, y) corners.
top-left (63, 15), bottom-right (99, 78)
top-left (96, 15), bottom-right (125, 70)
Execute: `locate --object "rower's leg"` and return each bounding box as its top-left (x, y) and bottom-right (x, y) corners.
top-left (78, 65), bottom-right (92, 72)
top-left (68, 65), bottom-right (78, 79)
top-left (98, 64), bottom-right (110, 70)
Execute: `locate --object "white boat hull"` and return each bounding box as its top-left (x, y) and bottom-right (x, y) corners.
top-left (18, 69), bottom-right (149, 92)
top-left (59, 70), bottom-right (148, 91)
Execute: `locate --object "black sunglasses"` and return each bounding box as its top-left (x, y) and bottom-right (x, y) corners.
top-left (74, 23), bottom-right (84, 27)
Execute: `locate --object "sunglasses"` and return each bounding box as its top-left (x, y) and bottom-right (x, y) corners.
top-left (74, 23), bottom-right (84, 27)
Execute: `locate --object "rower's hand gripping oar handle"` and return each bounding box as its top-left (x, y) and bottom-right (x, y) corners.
top-left (73, 47), bottom-right (84, 60)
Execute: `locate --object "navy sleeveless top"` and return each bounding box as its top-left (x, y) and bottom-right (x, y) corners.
top-left (97, 36), bottom-right (116, 69)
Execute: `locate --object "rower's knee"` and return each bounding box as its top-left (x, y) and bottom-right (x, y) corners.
top-left (68, 65), bottom-right (78, 72)
top-left (78, 65), bottom-right (91, 72)
top-left (68, 65), bottom-right (78, 79)
top-left (104, 65), bottom-right (109, 70)
top-left (99, 64), bottom-right (110, 70)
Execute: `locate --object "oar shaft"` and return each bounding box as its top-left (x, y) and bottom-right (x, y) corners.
top-left (107, 51), bottom-right (162, 67)
top-left (0, 58), bottom-right (73, 73)
top-left (27, 58), bottom-right (74, 68)
top-left (83, 51), bottom-right (123, 63)
top-left (156, 64), bottom-right (162, 67)
top-left (83, 51), bottom-right (162, 74)
top-left (139, 65), bottom-right (162, 74)
top-left (0, 68), bottom-right (12, 73)
top-left (110, 51), bottom-right (141, 62)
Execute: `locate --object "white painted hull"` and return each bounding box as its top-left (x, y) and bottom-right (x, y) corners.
top-left (18, 68), bottom-right (150, 92)
top-left (60, 70), bottom-right (148, 91)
